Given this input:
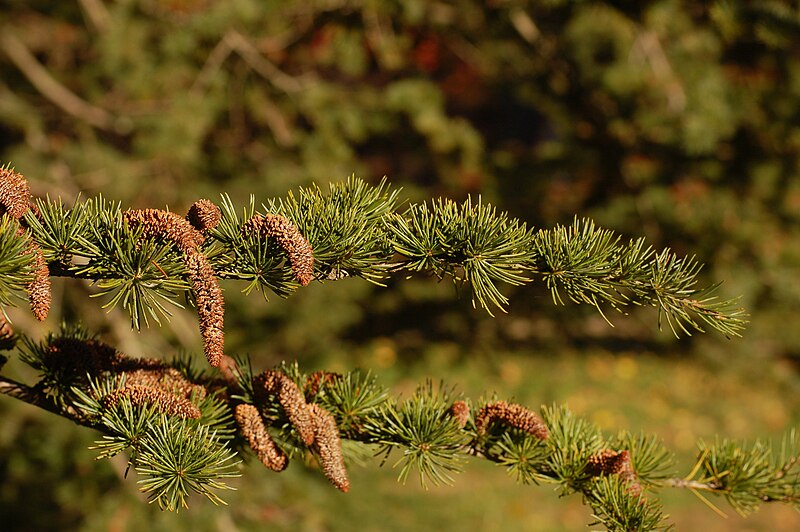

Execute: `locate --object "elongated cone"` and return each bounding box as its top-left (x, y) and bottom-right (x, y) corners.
top-left (242, 214), bottom-right (314, 286)
top-left (309, 402), bottom-right (349, 492)
top-left (234, 403), bottom-right (288, 472)
top-left (253, 370), bottom-right (315, 446)
top-left (475, 401), bottom-right (548, 440)
top-left (0, 168), bottom-right (51, 321)
top-left (123, 208), bottom-right (224, 366)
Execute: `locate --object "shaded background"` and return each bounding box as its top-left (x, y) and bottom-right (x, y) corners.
top-left (2, 0), bottom-right (800, 529)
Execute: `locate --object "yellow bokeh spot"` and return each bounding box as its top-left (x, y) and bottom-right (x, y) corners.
top-left (586, 353), bottom-right (613, 382)
top-left (499, 359), bottom-right (523, 387)
top-left (371, 338), bottom-right (397, 368)
top-left (614, 356), bottom-right (638, 380)
top-left (591, 408), bottom-right (616, 430)
top-left (674, 428), bottom-right (696, 451)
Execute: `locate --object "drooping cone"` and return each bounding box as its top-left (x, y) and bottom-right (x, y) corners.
top-left (234, 403), bottom-right (288, 472)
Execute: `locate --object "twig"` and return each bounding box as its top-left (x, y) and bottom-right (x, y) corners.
top-left (225, 30), bottom-right (313, 93)
top-left (362, 7), bottom-right (402, 69)
top-left (0, 33), bottom-right (120, 132)
top-left (0, 375), bottom-right (94, 428)
top-left (191, 29), bottom-right (314, 96)
top-left (660, 477), bottom-right (720, 491)
top-left (631, 31), bottom-right (686, 112)
top-left (190, 35), bottom-right (236, 96)
top-left (78, 0), bottom-right (111, 33)
top-left (258, 93), bottom-right (296, 147)
top-left (509, 8), bottom-right (540, 44)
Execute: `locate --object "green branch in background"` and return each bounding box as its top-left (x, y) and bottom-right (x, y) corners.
top-left (0, 165), bottom-right (759, 530)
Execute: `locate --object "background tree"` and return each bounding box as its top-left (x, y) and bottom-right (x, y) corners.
top-left (1, 0), bottom-right (799, 530)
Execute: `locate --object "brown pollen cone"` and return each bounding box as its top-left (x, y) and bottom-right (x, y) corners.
top-left (185, 250), bottom-right (224, 367)
top-left (186, 199), bottom-right (222, 232)
top-left (234, 403), bottom-right (288, 472)
top-left (123, 208), bottom-right (205, 252)
top-left (1, 169), bottom-right (52, 321)
top-left (586, 449), bottom-right (642, 496)
top-left (22, 235), bottom-right (51, 321)
top-left (309, 402), bottom-right (349, 493)
top-left (0, 167), bottom-right (32, 219)
top-left (242, 214), bottom-right (314, 286)
top-left (475, 401), bottom-right (549, 440)
top-left (123, 209), bottom-right (224, 367)
top-left (305, 370), bottom-right (341, 398)
top-left (253, 370), bottom-right (315, 446)
top-left (44, 337), bottom-right (124, 377)
top-left (447, 400), bottom-right (470, 428)
top-left (103, 384), bottom-right (201, 419)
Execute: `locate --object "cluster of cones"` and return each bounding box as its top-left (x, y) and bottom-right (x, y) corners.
top-left (452, 399), bottom-right (642, 496)
top-left (123, 202), bottom-right (226, 367)
top-left (45, 336), bottom-right (349, 491)
top-left (0, 166), bottom-right (315, 370)
top-left (123, 204), bottom-right (314, 368)
top-left (3, 166), bottom-right (644, 498)
top-left (235, 369), bottom-right (349, 492)
top-left (45, 336), bottom-right (206, 419)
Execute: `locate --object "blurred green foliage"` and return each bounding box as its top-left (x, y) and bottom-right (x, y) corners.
top-left (2, 0), bottom-right (800, 529)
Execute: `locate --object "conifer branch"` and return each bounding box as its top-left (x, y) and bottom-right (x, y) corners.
top-left (2, 166), bottom-right (745, 346)
top-left (4, 329), bottom-right (797, 530)
top-left (0, 163), bottom-right (760, 530)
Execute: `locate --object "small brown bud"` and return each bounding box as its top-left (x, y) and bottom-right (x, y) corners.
top-left (186, 199), bottom-right (222, 232)
top-left (253, 370), bottom-right (315, 446)
top-left (475, 401), bottom-right (548, 440)
top-left (587, 449), bottom-right (628, 476)
top-left (123, 208), bottom-right (205, 252)
top-left (305, 370), bottom-right (341, 398)
top-left (586, 449), bottom-right (642, 496)
top-left (309, 402), bottom-right (349, 492)
top-left (447, 400), bottom-right (470, 428)
top-left (0, 167), bottom-right (32, 220)
top-left (0, 312), bottom-right (13, 338)
top-left (103, 384), bottom-right (201, 419)
top-left (242, 214), bottom-right (314, 286)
